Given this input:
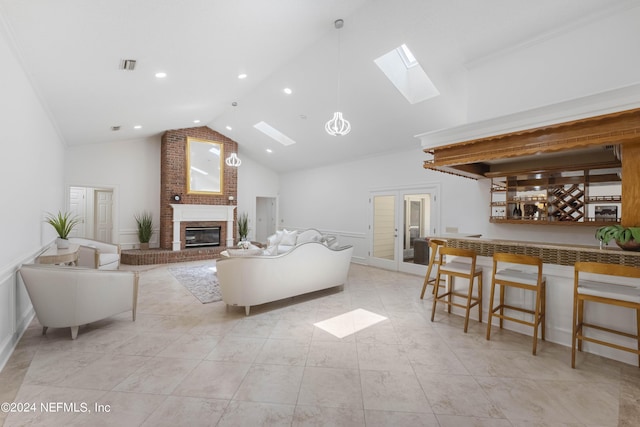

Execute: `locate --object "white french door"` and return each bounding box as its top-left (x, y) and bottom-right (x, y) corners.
top-left (369, 185), bottom-right (440, 274)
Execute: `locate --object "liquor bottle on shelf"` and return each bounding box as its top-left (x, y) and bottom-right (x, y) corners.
top-left (512, 203), bottom-right (521, 219)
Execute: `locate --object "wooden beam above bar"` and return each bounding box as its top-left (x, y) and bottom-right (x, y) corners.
top-left (423, 107), bottom-right (640, 178)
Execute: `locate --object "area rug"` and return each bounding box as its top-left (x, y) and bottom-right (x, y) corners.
top-left (168, 263), bottom-right (222, 304)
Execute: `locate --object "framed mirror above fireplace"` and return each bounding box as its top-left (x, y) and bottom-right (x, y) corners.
top-left (186, 137), bottom-right (223, 194)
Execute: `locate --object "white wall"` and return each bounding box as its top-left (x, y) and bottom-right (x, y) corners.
top-left (65, 136), bottom-right (161, 248)
top-left (0, 26), bottom-right (66, 369)
top-left (467, 5), bottom-right (640, 121)
top-left (278, 147), bottom-right (486, 263)
top-left (236, 153), bottom-right (280, 242)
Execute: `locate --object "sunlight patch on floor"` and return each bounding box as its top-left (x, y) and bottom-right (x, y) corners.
top-left (313, 308), bottom-right (388, 338)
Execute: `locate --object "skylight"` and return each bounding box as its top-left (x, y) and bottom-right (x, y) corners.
top-left (374, 44), bottom-right (439, 104)
top-left (397, 44), bottom-right (418, 68)
top-left (253, 121), bottom-right (296, 146)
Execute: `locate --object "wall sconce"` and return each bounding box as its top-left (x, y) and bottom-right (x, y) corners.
top-left (228, 196), bottom-right (235, 204)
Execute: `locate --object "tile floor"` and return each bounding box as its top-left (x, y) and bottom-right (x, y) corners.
top-left (1, 262), bottom-right (639, 426)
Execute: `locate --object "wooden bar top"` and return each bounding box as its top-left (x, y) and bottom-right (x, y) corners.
top-left (433, 236), bottom-right (640, 267)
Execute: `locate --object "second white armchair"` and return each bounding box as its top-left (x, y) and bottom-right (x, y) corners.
top-left (69, 237), bottom-right (120, 270)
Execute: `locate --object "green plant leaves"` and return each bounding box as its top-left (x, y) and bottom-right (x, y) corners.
top-left (44, 211), bottom-right (80, 239)
top-left (135, 211), bottom-right (154, 243)
top-left (595, 225), bottom-right (640, 245)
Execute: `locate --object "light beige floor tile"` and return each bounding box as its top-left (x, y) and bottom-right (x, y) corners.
top-left (306, 340), bottom-right (358, 369)
top-left (217, 401), bottom-right (294, 427)
top-left (113, 332), bottom-right (182, 356)
top-left (58, 354), bottom-right (149, 390)
top-left (254, 338), bottom-right (309, 366)
top-left (436, 414), bottom-right (513, 427)
top-left (475, 376), bottom-right (579, 423)
top-left (140, 395), bottom-right (228, 427)
top-left (227, 316), bottom-right (279, 338)
top-left (23, 350), bottom-right (102, 386)
top-left (415, 371), bottom-right (505, 419)
top-left (65, 390), bottom-right (167, 426)
top-left (356, 342), bottom-right (413, 373)
top-left (156, 334), bottom-right (220, 359)
top-left (542, 379), bottom-right (620, 426)
top-left (173, 360), bottom-right (251, 399)
top-left (205, 335), bottom-right (266, 363)
top-left (113, 356), bottom-right (200, 394)
top-left (293, 405), bottom-right (366, 427)
top-left (297, 367), bottom-right (363, 409)
top-left (364, 410), bottom-right (439, 426)
top-left (361, 370), bottom-right (431, 413)
top-left (269, 318), bottom-right (315, 342)
top-left (233, 363), bottom-right (304, 404)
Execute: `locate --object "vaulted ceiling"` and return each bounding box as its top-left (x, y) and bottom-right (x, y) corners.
top-left (0, 0), bottom-right (634, 172)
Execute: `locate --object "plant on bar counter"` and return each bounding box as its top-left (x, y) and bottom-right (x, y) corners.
top-left (595, 224), bottom-right (640, 251)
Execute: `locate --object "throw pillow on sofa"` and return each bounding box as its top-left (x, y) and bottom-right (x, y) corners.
top-left (280, 229), bottom-right (298, 246)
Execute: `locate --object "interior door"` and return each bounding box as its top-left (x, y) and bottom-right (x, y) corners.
top-left (369, 186), bottom-right (440, 274)
top-left (95, 190), bottom-right (114, 243)
top-left (369, 193), bottom-right (397, 270)
top-left (68, 186), bottom-right (86, 238)
top-left (256, 196), bottom-right (277, 243)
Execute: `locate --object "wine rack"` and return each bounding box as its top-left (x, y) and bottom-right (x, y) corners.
top-left (548, 184), bottom-right (584, 221)
top-left (490, 170), bottom-right (621, 226)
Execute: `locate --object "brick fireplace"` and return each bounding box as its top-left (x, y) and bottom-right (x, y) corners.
top-left (160, 127), bottom-right (239, 250)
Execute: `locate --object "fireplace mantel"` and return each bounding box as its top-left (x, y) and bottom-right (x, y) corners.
top-left (170, 204), bottom-right (236, 251)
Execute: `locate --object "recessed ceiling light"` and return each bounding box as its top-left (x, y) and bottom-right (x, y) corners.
top-left (134, 125), bottom-right (142, 129)
top-left (238, 73), bottom-right (247, 79)
top-left (283, 88), bottom-right (292, 95)
top-left (193, 119), bottom-right (200, 124)
top-left (155, 72), bottom-right (167, 78)
top-left (226, 125), bottom-right (232, 130)
top-left (266, 148), bottom-right (273, 153)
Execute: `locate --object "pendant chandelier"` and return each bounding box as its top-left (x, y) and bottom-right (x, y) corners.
top-left (225, 152), bottom-right (241, 167)
top-left (325, 19), bottom-right (351, 136)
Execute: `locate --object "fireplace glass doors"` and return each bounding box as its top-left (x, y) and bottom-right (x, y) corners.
top-left (185, 226), bottom-right (221, 248)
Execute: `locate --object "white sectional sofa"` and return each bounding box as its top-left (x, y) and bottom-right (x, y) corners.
top-left (216, 241), bottom-right (353, 315)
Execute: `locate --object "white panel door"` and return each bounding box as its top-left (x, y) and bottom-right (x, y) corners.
top-left (95, 190), bottom-right (113, 243)
top-left (68, 187), bottom-right (86, 238)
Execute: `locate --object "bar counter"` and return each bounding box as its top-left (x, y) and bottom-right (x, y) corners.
top-left (427, 236), bottom-right (639, 366)
top-left (439, 237), bottom-right (640, 268)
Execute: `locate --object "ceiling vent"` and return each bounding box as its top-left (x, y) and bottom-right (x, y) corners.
top-left (120, 59), bottom-right (137, 71)
top-left (111, 126), bottom-right (121, 131)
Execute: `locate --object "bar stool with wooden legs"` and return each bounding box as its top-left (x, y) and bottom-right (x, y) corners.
top-left (430, 247), bottom-right (483, 333)
top-left (572, 261), bottom-right (640, 368)
top-left (486, 253), bottom-right (546, 355)
top-left (420, 239), bottom-right (447, 299)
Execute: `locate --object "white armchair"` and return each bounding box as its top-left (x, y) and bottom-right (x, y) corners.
top-left (19, 264), bottom-right (139, 339)
top-left (69, 237), bottom-right (120, 270)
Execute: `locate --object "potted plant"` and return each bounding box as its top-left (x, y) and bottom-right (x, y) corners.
top-left (595, 224), bottom-right (640, 251)
top-left (45, 211), bottom-right (80, 249)
top-left (237, 212), bottom-right (249, 243)
top-left (135, 211), bottom-right (154, 250)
